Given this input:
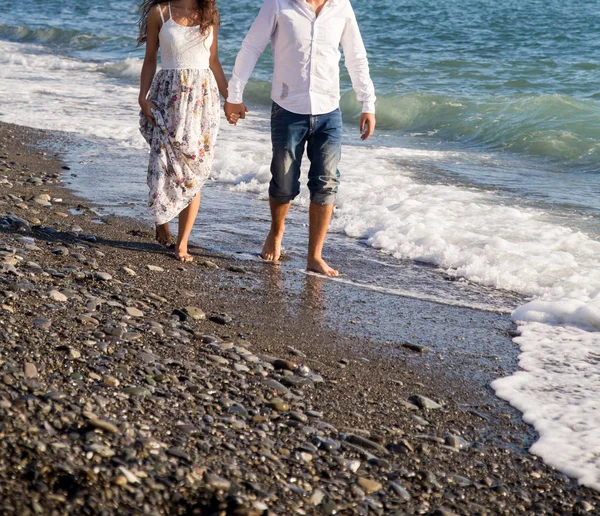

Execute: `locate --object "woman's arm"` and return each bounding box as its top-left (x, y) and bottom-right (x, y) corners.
top-left (209, 24), bottom-right (229, 100)
top-left (139, 5), bottom-right (162, 124)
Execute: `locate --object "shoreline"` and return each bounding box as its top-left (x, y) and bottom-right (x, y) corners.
top-left (0, 121), bottom-right (598, 514)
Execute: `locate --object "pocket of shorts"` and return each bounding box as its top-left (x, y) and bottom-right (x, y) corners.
top-left (271, 102), bottom-right (284, 118)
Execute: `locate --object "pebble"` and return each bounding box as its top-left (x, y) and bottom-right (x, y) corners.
top-left (409, 395), bottom-right (443, 410)
top-left (78, 315), bottom-right (99, 327)
top-left (345, 433), bottom-right (388, 456)
top-left (33, 195), bottom-right (52, 207)
top-left (357, 477), bottom-right (383, 494)
top-left (445, 434), bottom-right (469, 449)
top-left (24, 362), bottom-right (38, 378)
top-left (280, 376), bottom-right (313, 388)
top-left (198, 259), bottom-right (219, 269)
top-left (289, 411), bottom-right (308, 423)
top-left (319, 439), bottom-right (341, 452)
top-left (87, 444), bottom-right (115, 458)
top-left (270, 398), bottom-right (290, 412)
top-left (125, 306), bottom-right (144, 317)
top-left (122, 266), bottom-right (137, 276)
top-left (402, 342), bottom-right (432, 353)
top-left (310, 489), bottom-right (326, 505)
top-left (334, 457), bottom-right (361, 473)
top-left (273, 359), bottom-right (298, 371)
top-left (183, 306), bottom-right (205, 321)
top-left (68, 348), bottom-right (81, 359)
top-left (88, 418), bottom-right (119, 434)
top-left (208, 355), bottom-right (229, 365)
top-left (49, 290), bottom-right (68, 302)
top-left (287, 346), bottom-right (307, 357)
top-left (147, 265), bottom-right (164, 272)
top-left (447, 474), bottom-right (472, 487)
top-left (263, 379), bottom-right (290, 395)
top-left (122, 387), bottom-right (152, 397)
top-left (233, 363), bottom-right (250, 373)
top-left (209, 314), bottom-right (233, 325)
top-left (95, 272), bottom-right (113, 281)
top-left (390, 482), bottom-right (411, 500)
top-left (32, 318), bottom-right (52, 330)
top-left (113, 476), bottom-right (128, 486)
top-left (118, 467), bottom-right (141, 484)
top-left (205, 474), bottom-right (231, 491)
top-left (51, 247), bottom-right (69, 256)
top-left (71, 252), bottom-right (87, 263)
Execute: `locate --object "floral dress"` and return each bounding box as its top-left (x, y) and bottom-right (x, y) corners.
top-left (140, 3), bottom-right (220, 225)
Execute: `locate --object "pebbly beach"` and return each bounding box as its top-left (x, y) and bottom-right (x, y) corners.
top-left (0, 121), bottom-right (598, 514)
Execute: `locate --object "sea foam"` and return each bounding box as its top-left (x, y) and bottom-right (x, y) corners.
top-left (492, 323), bottom-right (600, 490)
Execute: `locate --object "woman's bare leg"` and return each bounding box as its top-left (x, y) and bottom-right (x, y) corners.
top-left (155, 223), bottom-right (172, 246)
top-left (175, 192), bottom-right (201, 262)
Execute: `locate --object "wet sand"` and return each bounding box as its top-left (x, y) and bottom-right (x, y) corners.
top-left (0, 121), bottom-right (598, 515)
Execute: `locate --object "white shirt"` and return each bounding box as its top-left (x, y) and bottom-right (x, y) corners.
top-left (227, 0), bottom-right (376, 115)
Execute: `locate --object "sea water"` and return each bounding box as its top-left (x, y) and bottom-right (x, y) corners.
top-left (1, 0), bottom-right (599, 490)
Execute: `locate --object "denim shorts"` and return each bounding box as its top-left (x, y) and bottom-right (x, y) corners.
top-left (269, 102), bottom-right (342, 205)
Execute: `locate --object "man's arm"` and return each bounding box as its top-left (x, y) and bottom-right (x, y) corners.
top-left (225, 0), bottom-right (278, 121)
top-left (340, 7), bottom-right (377, 140)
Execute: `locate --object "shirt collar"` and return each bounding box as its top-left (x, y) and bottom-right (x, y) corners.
top-left (297, 0), bottom-right (343, 6)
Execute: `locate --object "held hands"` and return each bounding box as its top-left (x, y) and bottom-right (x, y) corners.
top-left (224, 101), bottom-right (249, 125)
top-left (360, 113), bottom-right (376, 141)
top-left (140, 98), bottom-right (159, 126)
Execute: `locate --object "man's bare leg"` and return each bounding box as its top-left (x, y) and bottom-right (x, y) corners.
top-left (307, 202), bottom-right (338, 276)
top-left (155, 222), bottom-right (172, 246)
top-left (175, 192), bottom-right (201, 262)
top-left (261, 197), bottom-right (290, 262)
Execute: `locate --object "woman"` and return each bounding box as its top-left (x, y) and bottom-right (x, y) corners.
top-left (138, 0), bottom-right (228, 262)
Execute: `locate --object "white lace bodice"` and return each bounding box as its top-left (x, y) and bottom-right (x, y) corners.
top-left (159, 4), bottom-right (213, 70)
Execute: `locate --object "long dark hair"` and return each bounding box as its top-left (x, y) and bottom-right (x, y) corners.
top-left (137, 0), bottom-right (219, 45)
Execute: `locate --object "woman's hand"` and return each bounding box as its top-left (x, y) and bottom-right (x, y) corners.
top-left (224, 101), bottom-right (248, 125)
top-left (140, 98), bottom-right (159, 126)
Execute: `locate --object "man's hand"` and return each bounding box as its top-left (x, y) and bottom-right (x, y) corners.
top-left (224, 101), bottom-right (248, 125)
top-left (360, 113), bottom-right (376, 141)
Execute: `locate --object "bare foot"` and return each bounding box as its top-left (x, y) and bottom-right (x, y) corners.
top-left (307, 257), bottom-right (339, 277)
top-left (174, 243), bottom-right (194, 263)
top-left (155, 223), bottom-right (172, 247)
top-left (260, 230), bottom-right (283, 262)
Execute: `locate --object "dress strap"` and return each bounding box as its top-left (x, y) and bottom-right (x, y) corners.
top-left (158, 4), bottom-right (165, 24)
top-left (168, 2), bottom-right (173, 20)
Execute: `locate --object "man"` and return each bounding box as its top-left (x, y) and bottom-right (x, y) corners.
top-left (225, 0), bottom-right (376, 276)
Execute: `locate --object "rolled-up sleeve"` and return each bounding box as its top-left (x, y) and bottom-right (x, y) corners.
top-left (340, 7), bottom-right (376, 114)
top-left (227, 0), bottom-right (278, 104)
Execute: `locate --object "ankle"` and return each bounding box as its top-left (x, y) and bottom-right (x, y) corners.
top-left (269, 226), bottom-right (285, 238)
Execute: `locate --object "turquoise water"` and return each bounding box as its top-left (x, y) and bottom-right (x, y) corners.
top-left (2, 0), bottom-right (600, 171)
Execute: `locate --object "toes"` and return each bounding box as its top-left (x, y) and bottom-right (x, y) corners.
top-left (175, 251), bottom-right (193, 263)
top-left (260, 252), bottom-right (278, 263)
top-left (307, 261), bottom-right (339, 277)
